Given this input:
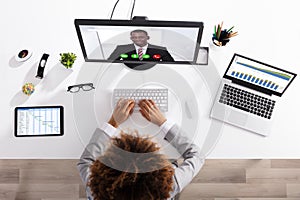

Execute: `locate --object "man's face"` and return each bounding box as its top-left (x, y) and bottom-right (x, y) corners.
top-left (130, 32), bottom-right (149, 47)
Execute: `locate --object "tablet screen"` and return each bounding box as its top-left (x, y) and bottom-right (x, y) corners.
top-left (14, 106), bottom-right (64, 137)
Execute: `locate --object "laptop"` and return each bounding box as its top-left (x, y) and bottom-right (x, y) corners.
top-left (210, 54), bottom-right (297, 136)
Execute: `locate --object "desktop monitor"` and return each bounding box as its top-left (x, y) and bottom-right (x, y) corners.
top-left (74, 18), bottom-right (204, 69)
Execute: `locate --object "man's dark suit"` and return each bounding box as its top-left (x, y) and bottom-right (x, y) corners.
top-left (108, 43), bottom-right (175, 62)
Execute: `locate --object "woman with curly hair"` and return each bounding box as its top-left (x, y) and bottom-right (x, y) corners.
top-left (77, 99), bottom-right (205, 200)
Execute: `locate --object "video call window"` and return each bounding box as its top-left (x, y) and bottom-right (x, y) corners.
top-left (75, 19), bottom-right (204, 65)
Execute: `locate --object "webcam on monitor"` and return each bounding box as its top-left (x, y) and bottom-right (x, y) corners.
top-left (74, 17), bottom-right (204, 70)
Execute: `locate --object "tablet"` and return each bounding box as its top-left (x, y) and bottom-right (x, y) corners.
top-left (14, 106), bottom-right (64, 137)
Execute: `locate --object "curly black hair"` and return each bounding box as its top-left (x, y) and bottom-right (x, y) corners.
top-left (88, 131), bottom-right (175, 200)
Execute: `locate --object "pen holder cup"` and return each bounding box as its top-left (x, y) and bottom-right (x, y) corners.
top-left (210, 37), bottom-right (230, 50)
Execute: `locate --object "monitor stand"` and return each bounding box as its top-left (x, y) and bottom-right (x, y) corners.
top-left (124, 62), bottom-right (156, 71)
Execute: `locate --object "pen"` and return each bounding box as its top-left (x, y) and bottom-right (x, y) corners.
top-left (216, 24), bottom-right (220, 39)
top-left (214, 25), bottom-right (216, 37)
top-left (227, 26), bottom-right (234, 33)
top-left (218, 22), bottom-right (223, 39)
top-left (229, 32), bottom-right (238, 37)
top-left (220, 21), bottom-right (223, 31)
top-left (217, 26), bottom-right (220, 39)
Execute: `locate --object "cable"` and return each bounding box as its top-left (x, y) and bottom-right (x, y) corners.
top-left (110, 0), bottom-right (120, 20)
top-left (130, 0), bottom-right (136, 20)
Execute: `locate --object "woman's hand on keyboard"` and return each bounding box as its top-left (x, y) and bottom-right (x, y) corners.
top-left (108, 98), bottom-right (135, 128)
top-left (138, 99), bottom-right (166, 126)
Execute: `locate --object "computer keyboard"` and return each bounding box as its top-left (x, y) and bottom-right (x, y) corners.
top-left (113, 88), bottom-right (168, 112)
top-left (219, 84), bottom-right (276, 119)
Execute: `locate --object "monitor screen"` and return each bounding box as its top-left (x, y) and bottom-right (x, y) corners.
top-left (74, 19), bottom-right (204, 66)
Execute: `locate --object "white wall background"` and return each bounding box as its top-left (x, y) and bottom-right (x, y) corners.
top-left (0, 0), bottom-right (300, 158)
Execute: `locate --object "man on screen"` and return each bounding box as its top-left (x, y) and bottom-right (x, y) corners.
top-left (108, 29), bottom-right (175, 62)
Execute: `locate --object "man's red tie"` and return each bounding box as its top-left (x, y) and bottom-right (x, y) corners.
top-left (138, 47), bottom-right (143, 60)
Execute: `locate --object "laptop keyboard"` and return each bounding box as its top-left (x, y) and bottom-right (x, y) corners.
top-left (113, 88), bottom-right (168, 112)
top-left (219, 84), bottom-right (276, 119)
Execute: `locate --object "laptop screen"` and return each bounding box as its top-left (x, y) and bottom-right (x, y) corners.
top-left (224, 54), bottom-right (297, 96)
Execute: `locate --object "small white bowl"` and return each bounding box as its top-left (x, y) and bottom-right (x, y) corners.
top-left (15, 49), bottom-right (32, 62)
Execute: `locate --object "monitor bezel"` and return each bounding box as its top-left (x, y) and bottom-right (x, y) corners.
top-left (223, 53), bottom-right (297, 97)
top-left (74, 19), bottom-right (204, 65)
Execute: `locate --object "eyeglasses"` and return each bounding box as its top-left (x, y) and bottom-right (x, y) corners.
top-left (67, 83), bottom-right (95, 93)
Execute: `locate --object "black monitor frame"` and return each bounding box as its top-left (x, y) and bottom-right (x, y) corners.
top-left (74, 18), bottom-right (204, 69)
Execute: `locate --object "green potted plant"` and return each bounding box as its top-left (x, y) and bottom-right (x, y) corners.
top-left (59, 52), bottom-right (77, 68)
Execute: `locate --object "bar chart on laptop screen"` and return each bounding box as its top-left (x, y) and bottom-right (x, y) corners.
top-left (17, 108), bottom-right (61, 136)
top-left (226, 56), bottom-right (293, 93)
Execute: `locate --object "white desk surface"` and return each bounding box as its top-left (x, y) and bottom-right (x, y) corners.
top-left (1, 48), bottom-right (299, 159)
top-left (1, 0), bottom-right (300, 159)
